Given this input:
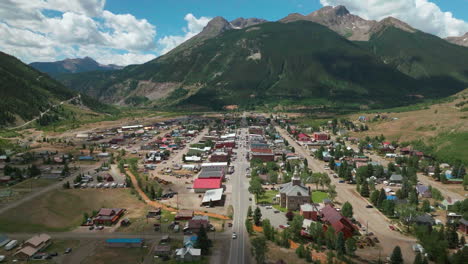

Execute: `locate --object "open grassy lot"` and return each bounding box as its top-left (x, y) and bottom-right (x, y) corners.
top-left (82, 244), bottom-right (149, 264)
top-left (311, 191), bottom-right (329, 203)
top-left (256, 190), bottom-right (279, 204)
top-left (45, 240), bottom-right (81, 254)
top-left (10, 178), bottom-right (56, 189)
top-left (0, 189), bottom-right (149, 232)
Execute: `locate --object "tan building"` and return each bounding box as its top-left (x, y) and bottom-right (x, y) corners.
top-left (14, 234), bottom-right (51, 260)
top-left (279, 168), bottom-right (310, 211)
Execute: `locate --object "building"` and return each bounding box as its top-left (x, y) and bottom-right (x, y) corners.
top-left (458, 219), bottom-right (468, 235)
top-left (415, 184), bottom-right (432, 198)
top-left (193, 178), bottom-right (222, 193)
top-left (94, 208), bottom-right (125, 225)
top-left (300, 203), bottom-right (321, 221)
top-left (175, 210), bottom-right (194, 220)
top-left (201, 162), bottom-right (228, 171)
top-left (313, 133), bottom-right (330, 141)
top-left (198, 169), bottom-right (225, 179)
top-left (186, 215), bottom-right (210, 233)
top-left (250, 152), bottom-right (275, 162)
top-left (175, 246), bottom-right (201, 262)
top-left (154, 245), bottom-right (171, 257)
top-left (389, 174), bottom-right (403, 183)
top-left (414, 214), bottom-right (435, 226)
top-left (201, 188), bottom-right (224, 206)
top-left (321, 205), bottom-right (357, 239)
top-left (14, 234), bottom-right (51, 260)
top-left (106, 238), bottom-right (143, 248)
top-left (209, 152), bottom-right (230, 162)
top-left (297, 133), bottom-right (311, 142)
top-left (279, 168), bottom-right (311, 210)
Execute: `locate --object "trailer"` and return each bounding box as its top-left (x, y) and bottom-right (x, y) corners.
top-left (4, 240), bottom-right (17, 251)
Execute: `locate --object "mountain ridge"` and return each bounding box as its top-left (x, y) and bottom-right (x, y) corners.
top-left (30, 57), bottom-right (123, 77)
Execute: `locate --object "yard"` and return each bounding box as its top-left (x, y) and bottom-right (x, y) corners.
top-left (256, 190), bottom-right (279, 204)
top-left (11, 178), bottom-right (56, 189)
top-left (0, 188), bottom-right (150, 232)
top-left (81, 244), bottom-right (150, 264)
top-left (311, 191), bottom-right (329, 203)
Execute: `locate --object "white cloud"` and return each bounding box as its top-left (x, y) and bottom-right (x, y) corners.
top-left (0, 0), bottom-right (157, 65)
top-left (320, 0), bottom-right (468, 37)
top-left (158, 13), bottom-right (211, 55)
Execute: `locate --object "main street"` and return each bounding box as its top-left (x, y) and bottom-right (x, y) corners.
top-left (228, 119), bottom-right (251, 264)
top-left (275, 126), bottom-right (416, 263)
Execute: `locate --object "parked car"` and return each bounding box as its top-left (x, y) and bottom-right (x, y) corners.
top-left (273, 210), bottom-right (280, 214)
top-left (64, 248), bottom-right (72, 254)
top-left (389, 225), bottom-right (396, 231)
top-left (366, 205), bottom-right (373, 208)
top-left (265, 206), bottom-right (273, 209)
top-left (232, 232), bottom-right (237, 239)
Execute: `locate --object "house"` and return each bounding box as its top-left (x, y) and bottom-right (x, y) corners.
top-left (14, 234), bottom-right (51, 260)
top-left (106, 238), bottom-right (143, 248)
top-left (414, 214), bottom-right (435, 226)
top-left (313, 133), bottom-right (330, 141)
top-left (201, 188), bottom-right (224, 206)
top-left (154, 245), bottom-right (171, 257)
top-left (415, 184), bottom-right (432, 198)
top-left (210, 152), bottom-right (229, 162)
top-left (186, 215), bottom-right (210, 233)
top-left (389, 174), bottom-right (403, 183)
top-left (297, 133), bottom-right (311, 142)
top-left (458, 219), bottom-right (468, 235)
top-left (250, 151), bottom-right (275, 162)
top-left (183, 235), bottom-right (198, 248)
top-left (175, 246), bottom-right (201, 262)
top-left (147, 209), bottom-right (161, 218)
top-left (201, 162), bottom-right (228, 172)
top-left (193, 178), bottom-right (222, 193)
top-left (279, 168), bottom-right (311, 211)
top-left (175, 210), bottom-right (194, 220)
top-left (94, 208), bottom-right (125, 225)
top-left (300, 203), bottom-right (321, 221)
top-left (321, 205), bottom-right (357, 239)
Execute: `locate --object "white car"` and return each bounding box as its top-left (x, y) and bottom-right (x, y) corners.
top-left (265, 206), bottom-right (273, 209)
top-left (232, 232), bottom-right (237, 239)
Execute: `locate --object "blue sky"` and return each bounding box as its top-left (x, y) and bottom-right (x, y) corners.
top-left (0, 0), bottom-right (467, 65)
top-left (105, 0), bottom-right (468, 39)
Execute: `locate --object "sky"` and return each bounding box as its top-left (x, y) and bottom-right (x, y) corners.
top-left (0, 0), bottom-right (467, 66)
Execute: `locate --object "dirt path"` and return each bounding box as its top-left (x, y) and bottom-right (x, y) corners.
top-left (125, 169), bottom-right (230, 220)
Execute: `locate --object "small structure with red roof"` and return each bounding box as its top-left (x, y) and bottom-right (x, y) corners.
top-left (193, 178), bottom-right (222, 193)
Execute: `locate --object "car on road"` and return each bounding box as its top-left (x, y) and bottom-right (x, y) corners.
top-left (232, 232), bottom-right (237, 239)
top-left (265, 206), bottom-right (273, 209)
top-left (273, 210), bottom-right (280, 213)
top-left (366, 205), bottom-right (373, 208)
top-left (338, 180), bottom-right (345, 183)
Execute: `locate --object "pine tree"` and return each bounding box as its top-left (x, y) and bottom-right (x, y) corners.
top-left (378, 188), bottom-right (387, 207)
top-left (195, 225), bottom-right (211, 255)
top-left (245, 219), bottom-right (253, 234)
top-left (247, 206), bottom-right (253, 218)
top-left (253, 207), bottom-right (262, 226)
top-left (390, 246), bottom-right (403, 264)
top-left (360, 181), bottom-right (370, 197)
top-left (413, 252), bottom-right (422, 264)
top-left (336, 232), bottom-right (346, 256)
top-left (370, 190), bottom-right (380, 205)
top-left (341, 202), bottom-right (353, 218)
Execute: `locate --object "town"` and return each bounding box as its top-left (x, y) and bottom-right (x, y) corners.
top-left (0, 112), bottom-right (466, 264)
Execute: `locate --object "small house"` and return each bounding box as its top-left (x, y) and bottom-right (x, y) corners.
top-left (175, 246), bottom-right (201, 262)
top-left (389, 174), bottom-right (403, 183)
top-left (154, 245), bottom-right (171, 257)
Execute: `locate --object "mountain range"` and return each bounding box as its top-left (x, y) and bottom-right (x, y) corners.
top-left (446, 32), bottom-right (468, 47)
top-left (0, 52), bottom-right (114, 127)
top-left (30, 57), bottom-right (123, 77)
top-left (4, 5), bottom-right (468, 114)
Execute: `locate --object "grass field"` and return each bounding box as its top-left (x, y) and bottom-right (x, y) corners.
top-left (10, 178), bottom-right (56, 189)
top-left (82, 245), bottom-right (149, 264)
top-left (256, 190), bottom-right (279, 204)
top-left (0, 189), bottom-right (149, 232)
top-left (45, 240), bottom-right (80, 254)
top-left (311, 191), bottom-right (329, 203)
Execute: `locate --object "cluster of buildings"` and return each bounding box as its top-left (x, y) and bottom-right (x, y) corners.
top-left (248, 126), bottom-right (275, 162)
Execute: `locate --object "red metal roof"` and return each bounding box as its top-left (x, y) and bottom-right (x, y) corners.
top-left (193, 178), bottom-right (222, 189)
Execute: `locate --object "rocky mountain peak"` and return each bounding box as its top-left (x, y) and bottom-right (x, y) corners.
top-left (371, 17), bottom-right (416, 35)
top-left (230, 17), bottom-right (267, 29)
top-left (198, 16), bottom-right (233, 39)
top-left (445, 32), bottom-right (468, 47)
top-left (309, 5), bottom-right (350, 17)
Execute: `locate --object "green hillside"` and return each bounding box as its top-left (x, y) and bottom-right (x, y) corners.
top-left (57, 21), bottom-right (468, 110)
top-left (357, 27), bottom-right (468, 96)
top-left (0, 52), bottom-right (76, 126)
top-left (0, 52), bottom-right (116, 127)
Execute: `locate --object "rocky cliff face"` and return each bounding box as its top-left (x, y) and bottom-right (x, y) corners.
top-left (230, 17), bottom-right (267, 29)
top-left (30, 57), bottom-right (122, 76)
top-left (446, 32), bottom-right (468, 47)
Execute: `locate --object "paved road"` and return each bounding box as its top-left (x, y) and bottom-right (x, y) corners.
top-left (228, 122), bottom-right (251, 264)
top-left (276, 126), bottom-right (416, 263)
top-left (0, 163), bottom-right (100, 215)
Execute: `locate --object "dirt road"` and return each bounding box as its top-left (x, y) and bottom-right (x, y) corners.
top-left (276, 126), bottom-right (416, 263)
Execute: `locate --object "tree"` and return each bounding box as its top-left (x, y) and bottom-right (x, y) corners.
top-left (336, 232), bottom-right (346, 256)
top-left (247, 206), bottom-right (253, 218)
top-left (251, 236), bottom-right (268, 264)
top-left (328, 184), bottom-right (337, 202)
top-left (285, 211), bottom-right (294, 221)
top-left (195, 225), bottom-right (212, 255)
top-left (290, 215), bottom-right (304, 240)
top-left (296, 244), bottom-right (306, 258)
top-left (360, 181), bottom-right (370, 197)
top-left (370, 190), bottom-right (380, 205)
top-left (390, 246), bottom-right (403, 264)
top-left (249, 178), bottom-right (265, 201)
top-left (62, 181), bottom-right (70, 189)
top-left (378, 188), bottom-right (387, 207)
top-left (413, 252), bottom-right (423, 264)
top-left (253, 207), bottom-right (262, 226)
top-left (262, 219), bottom-right (274, 241)
top-left (421, 200), bottom-right (431, 213)
top-left (245, 219), bottom-right (253, 234)
top-left (345, 237), bottom-right (357, 256)
top-left (341, 202), bottom-right (353, 218)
